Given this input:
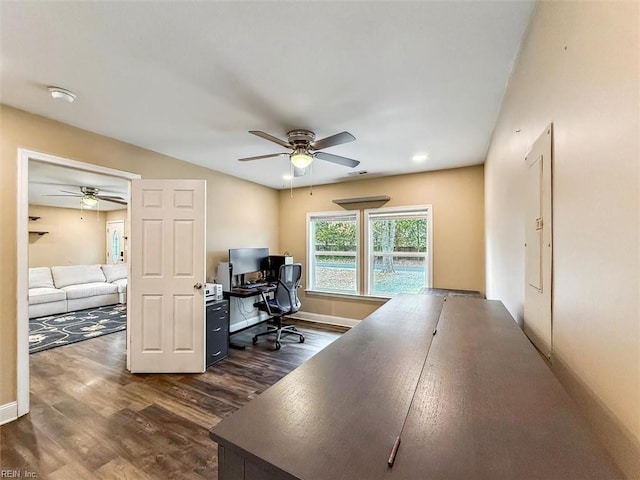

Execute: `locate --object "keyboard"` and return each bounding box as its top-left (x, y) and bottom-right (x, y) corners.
top-left (242, 282), bottom-right (269, 289)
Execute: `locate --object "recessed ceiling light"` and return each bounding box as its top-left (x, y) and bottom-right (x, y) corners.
top-left (48, 86), bottom-right (76, 103)
top-left (412, 153), bottom-right (428, 163)
top-left (282, 174), bottom-right (293, 180)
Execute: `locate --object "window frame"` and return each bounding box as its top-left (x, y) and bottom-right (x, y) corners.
top-left (306, 210), bottom-right (361, 295)
top-left (364, 205), bottom-right (433, 297)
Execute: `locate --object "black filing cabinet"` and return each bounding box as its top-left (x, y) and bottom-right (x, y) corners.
top-left (206, 299), bottom-right (229, 367)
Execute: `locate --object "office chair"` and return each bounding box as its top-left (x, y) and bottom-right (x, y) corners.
top-left (252, 263), bottom-right (305, 350)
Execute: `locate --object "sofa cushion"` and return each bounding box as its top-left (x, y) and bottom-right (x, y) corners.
top-left (112, 278), bottom-right (128, 293)
top-left (62, 282), bottom-right (118, 300)
top-left (52, 265), bottom-right (106, 288)
top-left (28, 287), bottom-right (66, 305)
top-left (29, 267), bottom-right (55, 289)
top-left (101, 263), bottom-right (127, 283)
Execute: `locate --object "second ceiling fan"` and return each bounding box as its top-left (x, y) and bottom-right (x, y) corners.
top-left (43, 186), bottom-right (128, 206)
top-left (239, 129), bottom-right (360, 176)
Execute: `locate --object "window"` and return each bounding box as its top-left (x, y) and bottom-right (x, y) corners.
top-left (307, 206), bottom-right (431, 297)
top-left (307, 211), bottom-right (360, 295)
top-left (112, 230), bottom-right (120, 264)
top-left (365, 206), bottom-right (431, 296)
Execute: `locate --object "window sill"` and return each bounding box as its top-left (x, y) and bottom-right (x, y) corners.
top-left (304, 290), bottom-right (390, 303)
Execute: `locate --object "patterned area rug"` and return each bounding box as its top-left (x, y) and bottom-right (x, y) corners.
top-left (29, 304), bottom-right (127, 354)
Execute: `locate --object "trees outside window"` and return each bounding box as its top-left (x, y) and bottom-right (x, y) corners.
top-left (366, 207), bottom-right (430, 296)
top-left (307, 212), bottom-right (359, 295)
top-left (306, 206), bottom-right (431, 297)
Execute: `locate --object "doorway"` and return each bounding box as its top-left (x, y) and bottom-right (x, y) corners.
top-left (16, 148), bottom-right (140, 418)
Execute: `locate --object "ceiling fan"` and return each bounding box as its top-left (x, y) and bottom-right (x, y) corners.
top-left (239, 129), bottom-right (360, 176)
top-left (43, 186), bottom-right (128, 206)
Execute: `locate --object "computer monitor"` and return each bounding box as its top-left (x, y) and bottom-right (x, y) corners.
top-left (229, 247), bottom-right (269, 277)
top-left (260, 255), bottom-right (293, 282)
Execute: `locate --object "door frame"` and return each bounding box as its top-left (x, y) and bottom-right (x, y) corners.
top-left (16, 148), bottom-right (140, 417)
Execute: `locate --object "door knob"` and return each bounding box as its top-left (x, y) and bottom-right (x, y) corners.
top-left (194, 283), bottom-right (203, 289)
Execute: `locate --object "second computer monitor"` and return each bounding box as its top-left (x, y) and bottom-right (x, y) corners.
top-left (260, 255), bottom-right (293, 282)
top-left (229, 247), bottom-right (269, 276)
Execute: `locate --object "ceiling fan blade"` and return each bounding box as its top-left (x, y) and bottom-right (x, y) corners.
top-left (41, 193), bottom-right (82, 197)
top-left (293, 166), bottom-right (306, 177)
top-left (314, 151), bottom-right (360, 168)
top-left (238, 153), bottom-right (287, 162)
top-left (249, 131), bottom-right (291, 149)
top-left (96, 195), bottom-right (128, 205)
top-left (311, 131), bottom-right (355, 151)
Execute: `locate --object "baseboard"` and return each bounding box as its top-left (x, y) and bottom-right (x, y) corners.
top-left (0, 401), bottom-right (18, 426)
top-left (551, 353), bottom-right (640, 479)
top-left (290, 311), bottom-right (358, 329)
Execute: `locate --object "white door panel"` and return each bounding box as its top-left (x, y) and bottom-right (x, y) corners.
top-left (524, 125), bottom-right (553, 358)
top-left (129, 179), bottom-right (206, 373)
top-left (525, 155), bottom-right (543, 291)
top-left (106, 220), bottom-right (126, 264)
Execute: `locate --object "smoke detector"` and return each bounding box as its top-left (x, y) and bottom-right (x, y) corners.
top-left (48, 86), bottom-right (76, 103)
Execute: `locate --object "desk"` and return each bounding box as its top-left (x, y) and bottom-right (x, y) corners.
top-left (209, 295), bottom-right (622, 480)
top-left (226, 287), bottom-right (271, 298)
top-left (224, 285), bottom-right (276, 349)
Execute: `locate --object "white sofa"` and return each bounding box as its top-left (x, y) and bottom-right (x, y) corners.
top-left (99, 263), bottom-right (128, 304)
top-left (28, 264), bottom-right (127, 319)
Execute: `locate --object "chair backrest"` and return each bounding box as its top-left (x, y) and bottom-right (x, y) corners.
top-left (273, 263), bottom-right (302, 314)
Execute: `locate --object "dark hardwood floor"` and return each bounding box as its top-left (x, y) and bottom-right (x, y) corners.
top-left (1, 321), bottom-right (346, 479)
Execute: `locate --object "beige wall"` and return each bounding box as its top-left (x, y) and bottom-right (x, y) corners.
top-left (106, 209), bottom-right (127, 226)
top-left (484, 1), bottom-right (639, 475)
top-left (279, 165), bottom-right (485, 320)
top-left (28, 205), bottom-right (106, 267)
top-left (0, 105), bottom-right (279, 405)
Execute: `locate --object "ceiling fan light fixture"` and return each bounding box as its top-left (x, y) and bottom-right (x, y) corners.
top-left (81, 196), bottom-right (98, 207)
top-left (48, 86), bottom-right (77, 103)
top-left (290, 149), bottom-right (313, 168)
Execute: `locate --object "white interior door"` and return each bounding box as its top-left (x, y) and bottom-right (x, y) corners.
top-left (106, 220), bottom-right (126, 264)
top-left (524, 125), bottom-right (553, 358)
top-left (128, 179), bottom-right (206, 373)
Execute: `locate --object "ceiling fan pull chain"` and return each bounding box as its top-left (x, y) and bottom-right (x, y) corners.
top-left (290, 161), bottom-right (294, 198)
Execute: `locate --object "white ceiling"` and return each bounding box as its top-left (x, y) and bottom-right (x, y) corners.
top-left (1, 1), bottom-right (534, 190)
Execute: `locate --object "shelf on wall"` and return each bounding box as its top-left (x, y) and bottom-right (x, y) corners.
top-left (332, 195), bottom-right (391, 209)
top-left (29, 231), bottom-right (49, 236)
